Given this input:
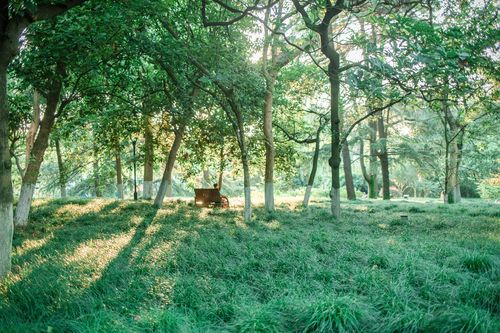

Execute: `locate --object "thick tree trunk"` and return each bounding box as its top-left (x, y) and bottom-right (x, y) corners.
top-left (55, 139), bottom-right (67, 198)
top-left (263, 75), bottom-right (276, 212)
top-left (303, 134), bottom-right (321, 207)
top-left (15, 63), bottom-right (64, 227)
top-left (0, 64), bottom-right (13, 277)
top-left (154, 129), bottom-right (183, 208)
top-left (329, 62), bottom-right (341, 218)
top-left (342, 142), bottom-right (356, 200)
top-left (25, 90), bottom-right (41, 173)
top-left (115, 142), bottom-right (123, 199)
top-left (0, 17), bottom-right (25, 277)
top-left (143, 115), bottom-right (154, 199)
top-left (377, 113), bottom-right (390, 200)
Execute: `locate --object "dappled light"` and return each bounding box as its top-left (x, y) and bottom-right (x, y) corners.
top-left (1, 199), bottom-right (498, 331)
top-left (0, 0), bottom-right (497, 332)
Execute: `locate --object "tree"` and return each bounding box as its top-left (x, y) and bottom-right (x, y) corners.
top-left (0, 0), bottom-right (88, 278)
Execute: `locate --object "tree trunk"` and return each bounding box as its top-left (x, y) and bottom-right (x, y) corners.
top-left (25, 90), bottom-right (41, 174)
top-left (342, 142), bottom-right (356, 200)
top-left (55, 139), bottom-right (67, 198)
top-left (368, 119), bottom-right (378, 199)
top-left (0, 62), bottom-right (14, 278)
top-left (115, 142), bottom-right (123, 199)
top-left (143, 115), bottom-right (154, 199)
top-left (303, 134), bottom-right (321, 207)
top-left (359, 138), bottom-right (369, 186)
top-left (263, 74), bottom-right (276, 212)
top-left (377, 112), bottom-right (390, 200)
top-left (217, 144), bottom-right (225, 190)
top-left (93, 141), bottom-right (101, 198)
top-left (0, 0), bottom-right (86, 278)
top-left (154, 129), bottom-right (183, 208)
top-left (242, 151), bottom-right (252, 221)
top-left (15, 63), bottom-right (65, 227)
top-left (454, 134), bottom-right (463, 203)
top-left (329, 60), bottom-right (341, 218)
top-left (447, 139), bottom-right (459, 204)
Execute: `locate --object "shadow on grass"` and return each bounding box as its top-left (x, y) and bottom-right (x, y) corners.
top-left (2, 198), bottom-right (499, 332)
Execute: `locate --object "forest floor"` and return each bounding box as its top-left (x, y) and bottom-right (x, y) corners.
top-left (1, 198), bottom-right (499, 332)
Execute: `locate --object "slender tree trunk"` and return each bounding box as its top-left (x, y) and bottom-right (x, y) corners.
top-left (93, 142), bottom-right (101, 198)
top-left (0, 64), bottom-right (14, 278)
top-left (143, 115), bottom-right (154, 199)
top-left (377, 112), bottom-right (390, 200)
top-left (303, 134), bottom-right (321, 207)
top-left (443, 85), bottom-right (455, 204)
top-left (115, 142), bottom-right (123, 199)
top-left (154, 128), bottom-right (183, 208)
top-left (454, 131), bottom-right (464, 202)
top-left (447, 139), bottom-right (459, 203)
top-left (154, 87), bottom-right (199, 207)
top-left (15, 63), bottom-right (65, 227)
top-left (359, 138), bottom-right (369, 186)
top-left (230, 100), bottom-right (252, 221)
top-left (55, 139), bottom-right (67, 198)
top-left (368, 119), bottom-right (378, 198)
top-left (342, 142), bottom-right (356, 200)
top-left (218, 144), bottom-right (225, 189)
top-left (263, 74), bottom-right (276, 212)
top-left (25, 90), bottom-right (41, 174)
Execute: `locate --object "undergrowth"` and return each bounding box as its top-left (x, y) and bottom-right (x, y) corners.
top-left (0, 198), bottom-right (498, 332)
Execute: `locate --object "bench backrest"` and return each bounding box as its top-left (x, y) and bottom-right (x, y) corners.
top-left (194, 188), bottom-right (222, 206)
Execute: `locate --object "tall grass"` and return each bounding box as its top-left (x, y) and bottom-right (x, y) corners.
top-left (0, 198), bottom-right (498, 332)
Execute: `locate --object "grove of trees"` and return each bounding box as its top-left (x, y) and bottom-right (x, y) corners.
top-left (0, 0), bottom-right (498, 278)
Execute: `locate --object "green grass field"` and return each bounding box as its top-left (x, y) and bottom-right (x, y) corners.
top-left (1, 198), bottom-right (499, 332)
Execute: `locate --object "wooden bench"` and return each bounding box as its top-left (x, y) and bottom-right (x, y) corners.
top-left (194, 188), bottom-right (229, 208)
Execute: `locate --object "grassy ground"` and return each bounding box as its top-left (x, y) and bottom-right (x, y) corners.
top-left (0, 198), bottom-right (499, 332)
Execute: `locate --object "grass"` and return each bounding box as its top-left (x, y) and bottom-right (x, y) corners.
top-left (0, 198), bottom-right (499, 332)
